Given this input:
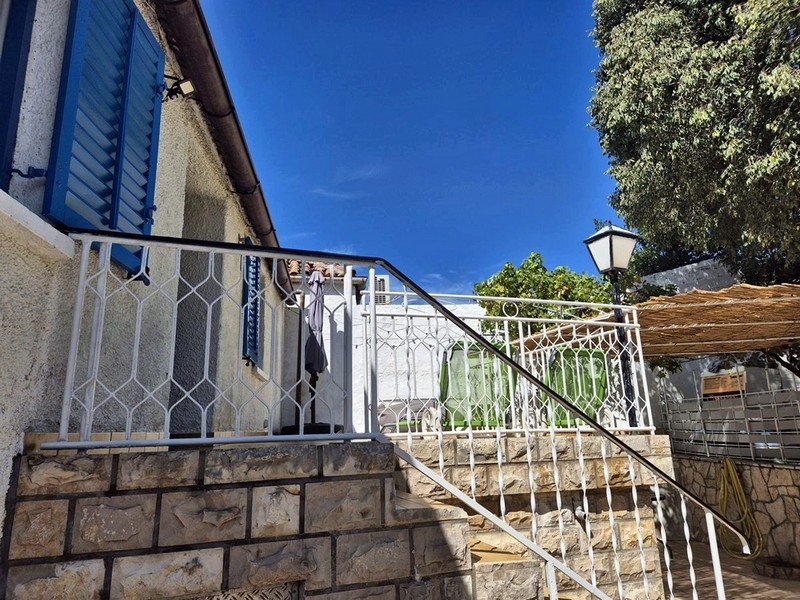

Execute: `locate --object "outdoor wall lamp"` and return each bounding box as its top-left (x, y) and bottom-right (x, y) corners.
top-left (164, 75), bottom-right (196, 101)
top-left (583, 223), bottom-right (639, 278)
top-left (584, 223), bottom-right (639, 427)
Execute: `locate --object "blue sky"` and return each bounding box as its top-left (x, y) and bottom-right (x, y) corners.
top-left (203, 1), bottom-right (618, 294)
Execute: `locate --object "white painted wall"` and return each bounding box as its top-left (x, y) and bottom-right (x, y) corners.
top-left (0, 0), bottom-right (285, 540)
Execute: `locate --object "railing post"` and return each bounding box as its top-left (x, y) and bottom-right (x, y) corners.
top-left (344, 265), bottom-right (354, 433)
top-left (59, 241), bottom-right (93, 441)
top-left (705, 510), bottom-right (728, 600)
top-left (630, 306), bottom-right (654, 428)
top-left (368, 268), bottom-right (379, 433)
top-left (545, 562), bottom-right (559, 600)
top-left (80, 242), bottom-right (112, 441)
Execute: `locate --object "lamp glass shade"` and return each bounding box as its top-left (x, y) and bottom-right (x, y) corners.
top-left (584, 225), bottom-right (638, 274)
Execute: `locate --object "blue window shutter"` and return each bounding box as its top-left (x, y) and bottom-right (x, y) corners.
top-left (242, 238), bottom-right (261, 364)
top-left (0, 0), bottom-right (39, 192)
top-left (44, 0), bottom-right (164, 273)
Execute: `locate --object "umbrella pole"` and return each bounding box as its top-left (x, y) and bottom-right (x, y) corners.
top-left (310, 371), bottom-right (318, 423)
top-left (294, 295), bottom-right (305, 428)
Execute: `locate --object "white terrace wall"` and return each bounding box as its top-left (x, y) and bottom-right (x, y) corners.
top-left (0, 0), bottom-right (284, 541)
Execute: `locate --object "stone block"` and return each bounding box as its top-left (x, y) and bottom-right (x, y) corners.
top-left (6, 560), bottom-right (105, 600)
top-left (306, 479), bottom-right (382, 533)
top-left (616, 547), bottom-right (659, 578)
top-left (531, 462), bottom-right (556, 492)
top-left (159, 489), bottom-right (246, 546)
top-left (322, 441), bottom-right (394, 476)
top-left (455, 438), bottom-right (500, 465)
top-left (622, 435), bottom-right (651, 456)
top-left (9, 499), bottom-right (69, 559)
top-left (536, 508), bottom-right (574, 528)
top-left (474, 559), bottom-right (540, 600)
top-left (398, 579), bottom-right (442, 600)
top-left (588, 522), bottom-right (613, 550)
top-left (648, 456), bottom-right (675, 479)
top-left (228, 538), bottom-right (331, 591)
top-left (388, 482), bottom-right (467, 525)
top-left (72, 495), bottom-right (157, 553)
top-left (533, 524), bottom-right (581, 554)
top-left (401, 468), bottom-right (449, 500)
top-left (116, 450), bottom-right (199, 490)
top-left (110, 549), bottom-right (223, 599)
top-left (17, 455), bottom-right (112, 495)
top-left (471, 531), bottom-right (532, 557)
top-left (311, 586), bottom-right (395, 600)
top-left (648, 435), bottom-right (672, 454)
top-left (562, 554), bottom-right (612, 587)
top-left (336, 529), bottom-right (411, 586)
top-left (505, 437), bottom-right (535, 463)
top-left (486, 463), bottom-right (531, 495)
top-left (412, 522), bottom-right (471, 577)
top-left (204, 445), bottom-right (317, 484)
top-left (252, 484), bottom-right (301, 537)
top-left (443, 574), bottom-right (475, 599)
top-left (576, 435), bottom-right (603, 459)
top-left (596, 458), bottom-right (633, 488)
top-left (552, 460), bottom-right (584, 490)
top-left (536, 435), bottom-right (574, 460)
top-left (397, 439), bottom-right (450, 467)
top-left (617, 518), bottom-right (656, 550)
top-left (445, 465), bottom-right (487, 496)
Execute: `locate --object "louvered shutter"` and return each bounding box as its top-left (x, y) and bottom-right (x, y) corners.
top-left (242, 238), bottom-right (261, 364)
top-left (44, 0), bottom-right (164, 273)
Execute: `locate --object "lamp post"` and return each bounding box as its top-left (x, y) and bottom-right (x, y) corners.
top-left (584, 224), bottom-right (639, 427)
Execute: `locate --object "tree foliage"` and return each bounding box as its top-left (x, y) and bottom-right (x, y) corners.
top-left (473, 253), bottom-right (610, 320)
top-left (591, 0), bottom-right (800, 284)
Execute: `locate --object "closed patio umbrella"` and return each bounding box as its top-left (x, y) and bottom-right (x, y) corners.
top-left (305, 270), bottom-right (327, 422)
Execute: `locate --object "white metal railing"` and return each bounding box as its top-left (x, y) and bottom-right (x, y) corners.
top-left (662, 388), bottom-right (800, 463)
top-left (364, 290), bottom-right (654, 438)
top-left (47, 231), bottom-right (751, 599)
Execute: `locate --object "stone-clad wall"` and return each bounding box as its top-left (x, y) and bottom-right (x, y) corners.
top-left (674, 456), bottom-right (800, 566)
top-left (1, 442), bottom-right (474, 600)
top-left (396, 434), bottom-right (673, 600)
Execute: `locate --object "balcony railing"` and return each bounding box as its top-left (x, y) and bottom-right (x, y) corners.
top-left (364, 290), bottom-right (654, 438)
top-left (662, 388), bottom-right (800, 463)
top-left (46, 231), bottom-right (750, 599)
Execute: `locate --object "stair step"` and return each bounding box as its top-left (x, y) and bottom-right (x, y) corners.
top-left (390, 489), bottom-right (468, 524)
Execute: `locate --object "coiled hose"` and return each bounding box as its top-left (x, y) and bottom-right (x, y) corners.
top-left (718, 457), bottom-right (763, 559)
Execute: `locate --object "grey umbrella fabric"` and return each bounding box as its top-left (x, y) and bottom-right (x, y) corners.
top-left (304, 270), bottom-right (327, 425)
top-left (304, 270), bottom-right (327, 375)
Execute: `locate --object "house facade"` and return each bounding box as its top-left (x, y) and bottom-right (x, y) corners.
top-left (0, 0), bottom-right (291, 535)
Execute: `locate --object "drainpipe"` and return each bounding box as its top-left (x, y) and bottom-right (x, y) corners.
top-left (153, 0), bottom-right (291, 293)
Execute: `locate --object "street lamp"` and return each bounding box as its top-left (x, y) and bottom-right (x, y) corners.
top-left (584, 224), bottom-right (639, 427)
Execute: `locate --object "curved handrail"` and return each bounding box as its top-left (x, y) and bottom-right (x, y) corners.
top-left (374, 255), bottom-right (751, 554)
top-left (64, 229), bottom-right (750, 551)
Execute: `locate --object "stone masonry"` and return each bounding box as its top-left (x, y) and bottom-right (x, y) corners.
top-left (395, 434), bottom-right (673, 600)
top-left (674, 456), bottom-right (800, 567)
top-left (1, 442), bottom-right (474, 600)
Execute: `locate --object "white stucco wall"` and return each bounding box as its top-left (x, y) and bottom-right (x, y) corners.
top-left (0, 0), bottom-right (287, 539)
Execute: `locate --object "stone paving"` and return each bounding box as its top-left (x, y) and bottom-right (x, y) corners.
top-left (666, 543), bottom-right (800, 599)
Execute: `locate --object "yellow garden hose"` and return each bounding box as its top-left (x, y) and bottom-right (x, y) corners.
top-left (718, 457), bottom-right (763, 559)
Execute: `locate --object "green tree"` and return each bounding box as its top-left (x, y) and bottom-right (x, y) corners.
top-left (591, 0), bottom-right (800, 284)
top-left (473, 252), bottom-right (610, 322)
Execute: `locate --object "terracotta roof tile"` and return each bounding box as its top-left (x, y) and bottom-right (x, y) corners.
top-left (287, 259), bottom-right (350, 278)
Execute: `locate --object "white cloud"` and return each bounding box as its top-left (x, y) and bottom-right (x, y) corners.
top-left (322, 244), bottom-right (356, 255)
top-left (335, 163), bottom-right (389, 183)
top-left (311, 187), bottom-right (370, 200)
